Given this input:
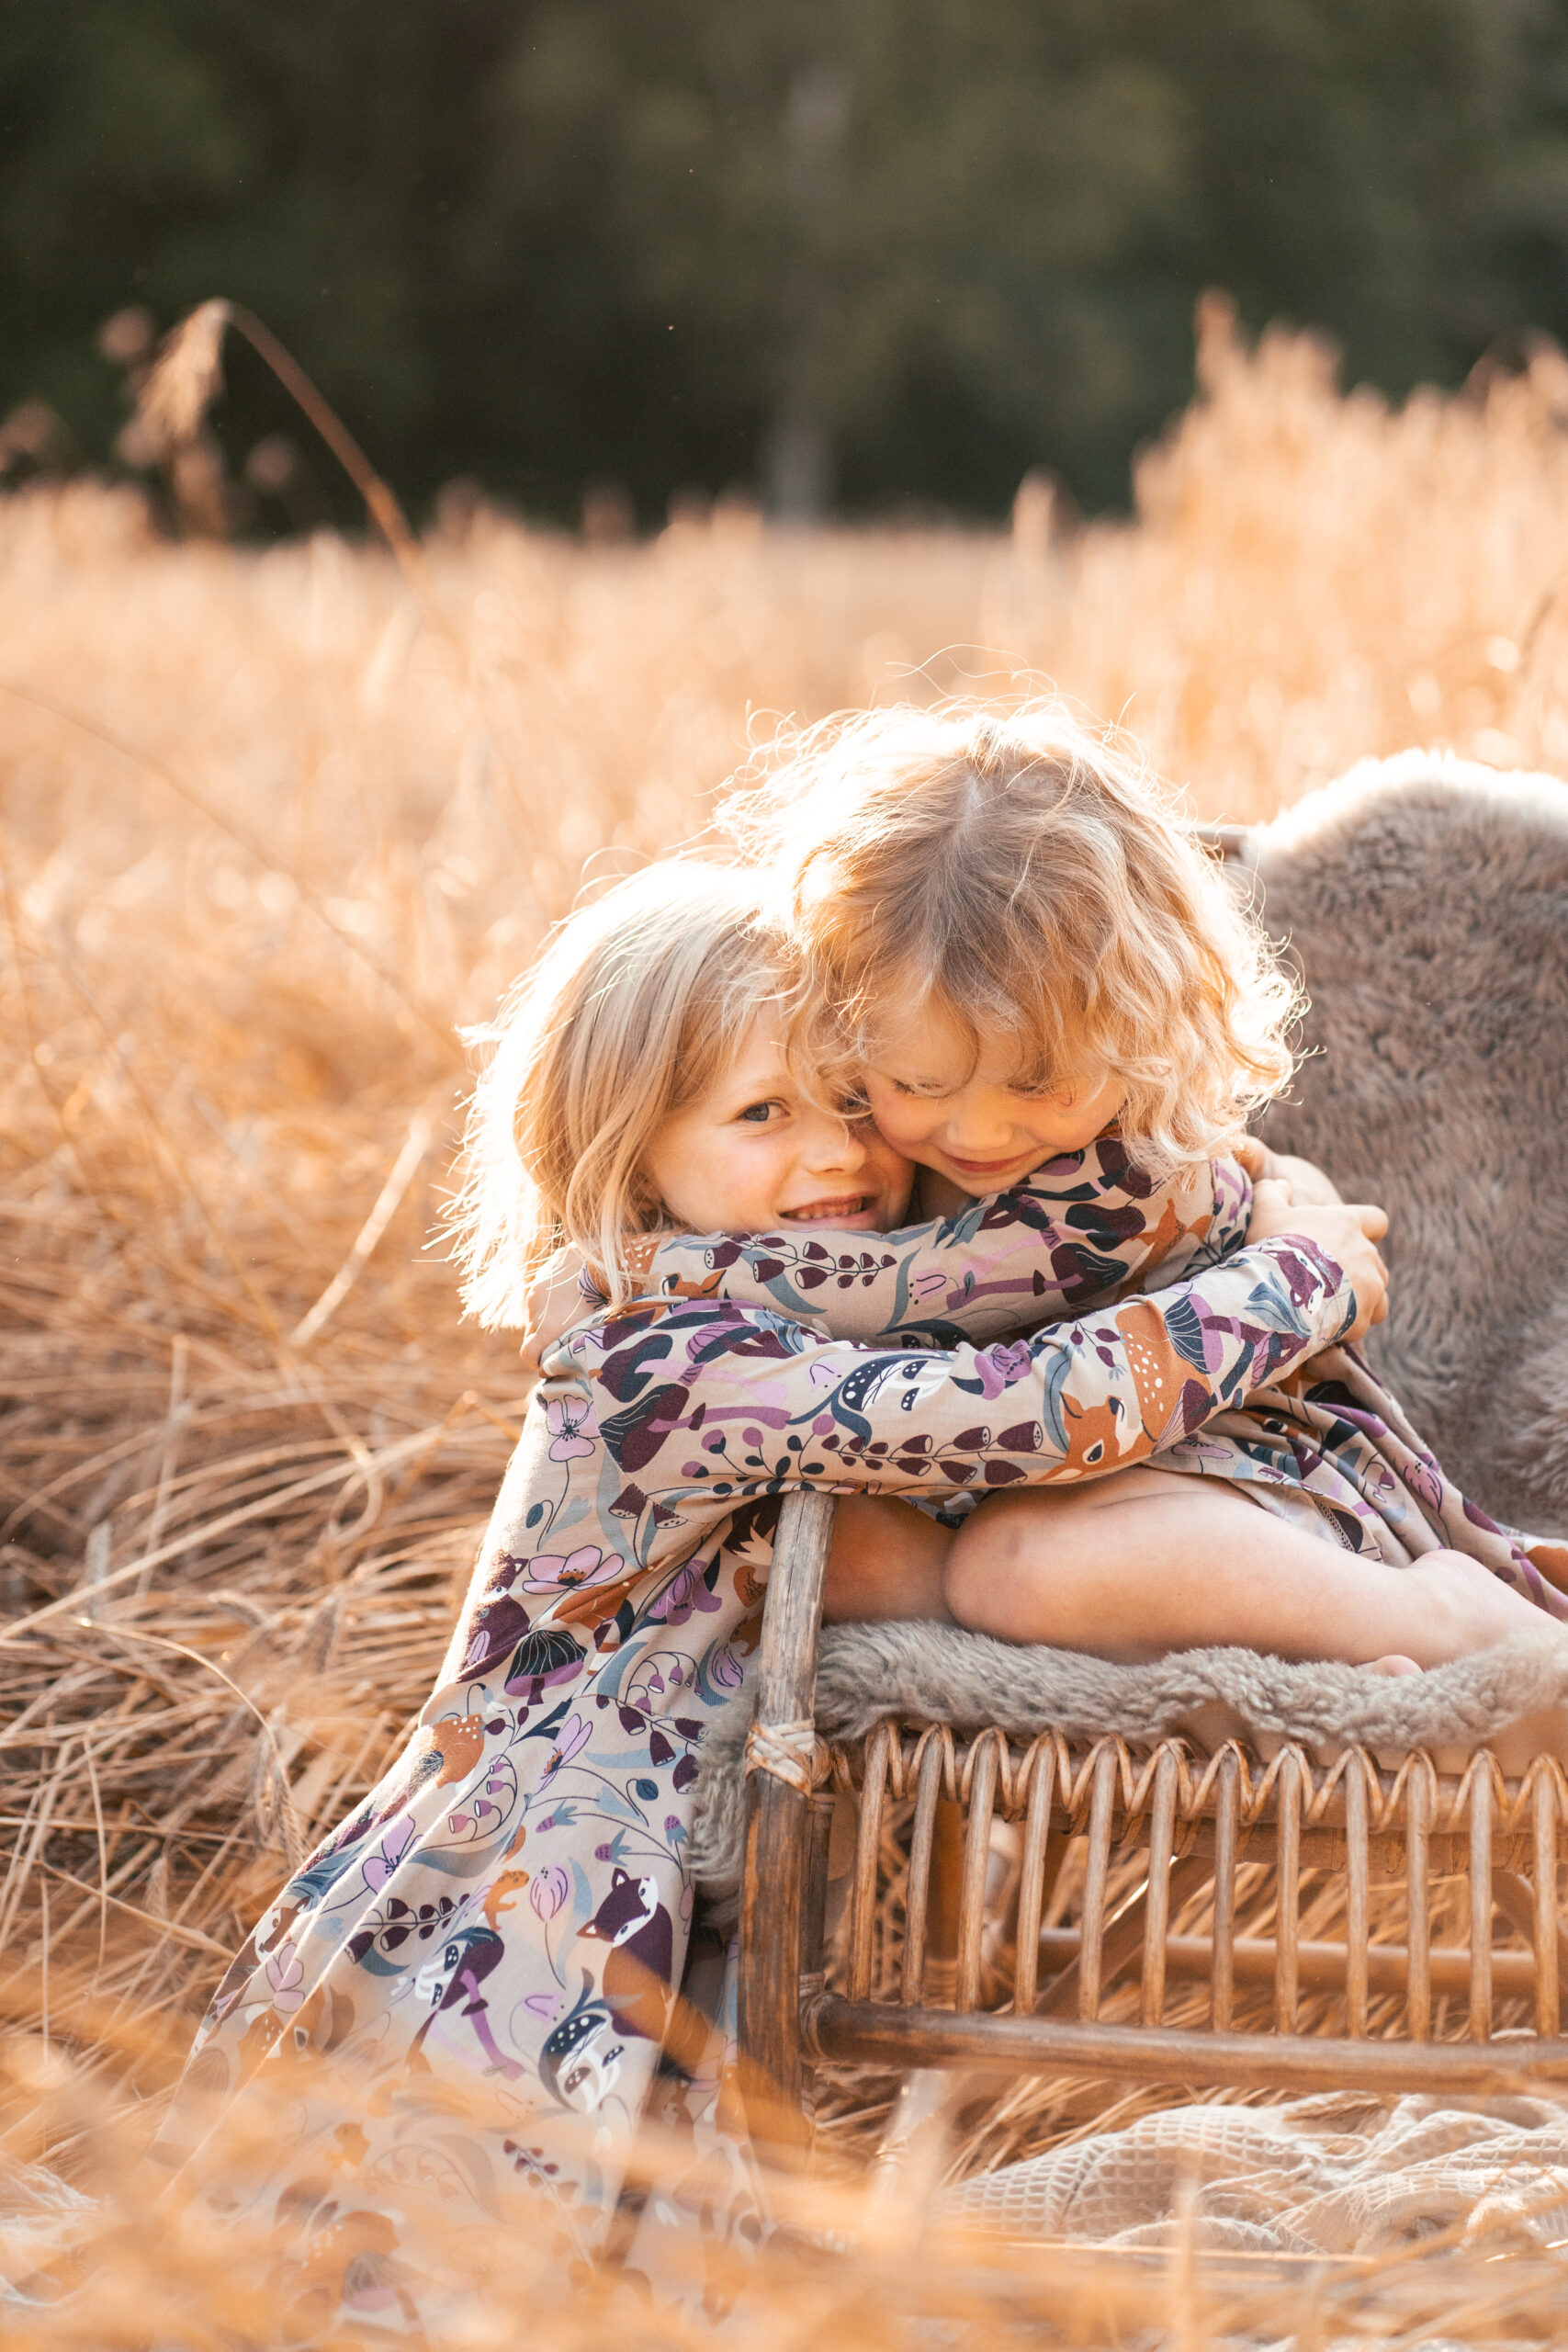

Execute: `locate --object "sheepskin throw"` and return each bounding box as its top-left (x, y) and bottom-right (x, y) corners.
top-left (689, 1623), bottom-right (1568, 1901)
top-left (1247, 753), bottom-right (1568, 1533)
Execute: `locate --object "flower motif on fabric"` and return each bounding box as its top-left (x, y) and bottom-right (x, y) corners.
top-left (265, 1939), bottom-right (306, 2013)
top-left (545, 1396), bottom-right (598, 1462)
top-left (531, 1864), bottom-right (571, 1921)
top-left (362, 1816), bottom-right (417, 1893)
top-left (649, 1560), bottom-right (722, 1626)
top-left (1402, 1458), bottom-right (1444, 1512)
top-left (537, 1713), bottom-right (592, 1786)
top-left (522, 1544), bottom-right (626, 1595)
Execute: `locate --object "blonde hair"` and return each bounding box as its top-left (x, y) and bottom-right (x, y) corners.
top-left (730, 700), bottom-right (1298, 1174)
top-left (452, 861), bottom-right (782, 1329)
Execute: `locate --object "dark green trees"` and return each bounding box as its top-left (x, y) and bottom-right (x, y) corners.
top-left (5, 0), bottom-right (1567, 525)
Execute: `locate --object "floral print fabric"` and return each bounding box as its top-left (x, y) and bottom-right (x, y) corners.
top-left (657, 1136), bottom-right (1568, 1607)
top-left (635, 1133), bottom-right (1254, 1345)
top-left (158, 1146), bottom-right (1358, 2335)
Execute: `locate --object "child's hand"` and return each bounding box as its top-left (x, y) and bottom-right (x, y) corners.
top-left (1262, 1148), bottom-right (1343, 1206)
top-left (1234, 1136), bottom-right (1343, 1205)
top-left (1247, 1178), bottom-right (1390, 1342)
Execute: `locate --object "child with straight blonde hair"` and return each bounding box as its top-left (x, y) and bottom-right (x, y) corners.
top-left (632, 700), bottom-right (1568, 1654)
top-left (161, 847), bottom-right (1449, 2334)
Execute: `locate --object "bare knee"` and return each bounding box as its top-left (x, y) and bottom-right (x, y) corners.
top-left (942, 1469), bottom-right (1196, 1644)
top-left (823, 1491), bottom-right (953, 1623)
top-left (943, 1487), bottom-right (1072, 1634)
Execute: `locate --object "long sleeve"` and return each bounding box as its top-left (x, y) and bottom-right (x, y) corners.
top-left (506, 1229), bottom-right (1356, 1600)
top-left (631, 1136), bottom-right (1253, 1346)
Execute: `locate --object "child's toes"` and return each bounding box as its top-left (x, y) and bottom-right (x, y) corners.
top-left (1368, 1653), bottom-right (1423, 1678)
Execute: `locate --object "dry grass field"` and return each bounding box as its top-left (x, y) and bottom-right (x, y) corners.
top-left (7, 297), bottom-right (1568, 2341)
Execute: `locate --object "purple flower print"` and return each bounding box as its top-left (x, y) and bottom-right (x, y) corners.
top-left (362, 1815), bottom-right (416, 1893)
top-left (623, 1648), bottom-right (690, 1710)
top-left (968, 1340), bottom-right (1033, 1398)
top-left (545, 1396), bottom-right (598, 1463)
top-left (538, 1713), bottom-right (592, 1784)
top-left (1403, 1458), bottom-right (1444, 1512)
top-left (531, 1865), bottom-right (570, 1921)
top-left (521, 1544), bottom-right (625, 1596)
top-left (649, 1560), bottom-right (721, 1626)
top-left (265, 1939), bottom-right (305, 2014)
top-left (707, 1643), bottom-right (745, 1692)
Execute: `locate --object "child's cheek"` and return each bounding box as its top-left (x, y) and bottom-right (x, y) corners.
top-left (863, 1091), bottom-right (928, 1159)
top-left (871, 1114), bottom-right (933, 1167)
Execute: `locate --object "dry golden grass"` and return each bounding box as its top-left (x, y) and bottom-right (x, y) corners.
top-left (7, 296), bottom-right (1568, 2339)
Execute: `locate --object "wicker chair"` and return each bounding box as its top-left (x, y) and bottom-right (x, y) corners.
top-left (737, 1490), bottom-right (1568, 2151)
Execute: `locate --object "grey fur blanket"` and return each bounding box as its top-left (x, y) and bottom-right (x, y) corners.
top-left (1249, 752), bottom-right (1568, 1533)
top-left (690, 1624), bottom-right (1568, 1901)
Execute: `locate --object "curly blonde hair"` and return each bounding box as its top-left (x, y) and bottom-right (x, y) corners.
top-left (728, 700), bottom-right (1298, 1174)
top-left (450, 861), bottom-right (783, 1329)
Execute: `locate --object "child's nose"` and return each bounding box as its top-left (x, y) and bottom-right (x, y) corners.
top-left (805, 1114), bottom-right (866, 1170)
top-left (944, 1101), bottom-right (1017, 1151)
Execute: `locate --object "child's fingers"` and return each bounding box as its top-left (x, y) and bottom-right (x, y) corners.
top-left (1347, 1201), bottom-right (1390, 1240)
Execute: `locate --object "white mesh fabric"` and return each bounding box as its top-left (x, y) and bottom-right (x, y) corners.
top-left (938, 2094), bottom-right (1568, 2255)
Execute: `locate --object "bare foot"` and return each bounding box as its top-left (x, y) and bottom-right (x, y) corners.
top-left (1400, 1549), bottom-right (1561, 1665)
top-left (1369, 1654), bottom-right (1422, 1677)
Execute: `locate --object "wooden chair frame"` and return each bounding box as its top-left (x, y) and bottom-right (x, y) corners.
top-left (737, 1490), bottom-right (1568, 2145)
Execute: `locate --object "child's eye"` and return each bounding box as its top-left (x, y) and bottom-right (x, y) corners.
top-left (737, 1100), bottom-right (783, 1125)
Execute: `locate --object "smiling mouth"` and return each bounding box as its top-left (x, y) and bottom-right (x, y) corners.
top-left (943, 1150), bottom-right (1032, 1175)
top-left (780, 1195), bottom-right (874, 1223)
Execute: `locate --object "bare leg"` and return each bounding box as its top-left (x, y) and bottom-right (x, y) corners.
top-left (823, 1493), bottom-right (954, 1624)
top-left (943, 1464), bottom-right (1558, 1668)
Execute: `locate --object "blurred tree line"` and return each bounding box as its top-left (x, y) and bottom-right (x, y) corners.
top-left (6, 0), bottom-right (1568, 528)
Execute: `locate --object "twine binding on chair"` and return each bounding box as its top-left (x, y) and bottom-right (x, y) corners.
top-left (745, 1718), bottom-right (826, 1795)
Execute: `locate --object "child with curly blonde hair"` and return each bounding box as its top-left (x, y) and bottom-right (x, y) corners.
top-left (632, 700), bottom-right (1568, 1657)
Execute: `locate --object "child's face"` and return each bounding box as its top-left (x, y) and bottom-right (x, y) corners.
top-left (862, 997), bottom-right (1124, 1196)
top-left (646, 1010), bottom-right (914, 1237)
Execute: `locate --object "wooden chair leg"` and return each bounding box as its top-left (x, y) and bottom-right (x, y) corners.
top-left (739, 1774), bottom-right (816, 2156)
top-left (737, 1488), bottom-right (837, 2157)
